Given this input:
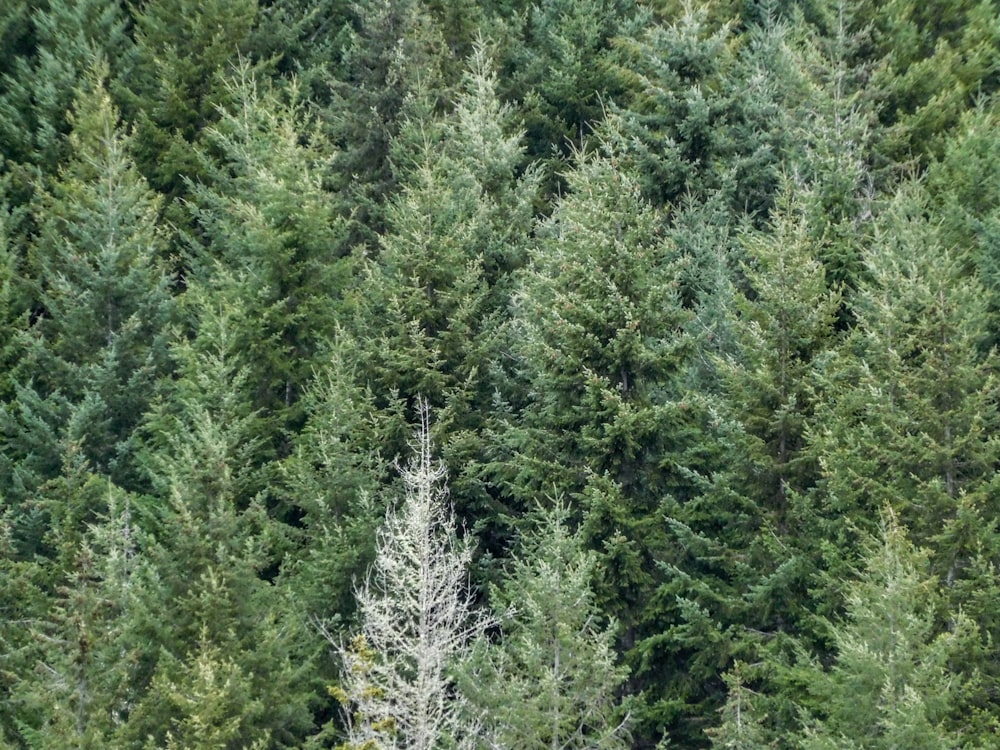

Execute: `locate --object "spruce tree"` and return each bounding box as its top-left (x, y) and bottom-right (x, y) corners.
top-left (344, 41), bottom-right (538, 544)
top-left (793, 511), bottom-right (976, 750)
top-left (5, 471), bottom-right (148, 749)
top-left (324, 0), bottom-right (453, 243)
top-left (859, 0), bottom-right (1000, 171)
top-left (0, 0), bottom-right (129, 185)
top-left (0, 66), bottom-right (174, 535)
top-left (125, 289), bottom-right (315, 748)
top-left (807, 184), bottom-right (1000, 737)
top-left (187, 62), bottom-right (350, 448)
top-left (494, 133), bottom-right (720, 746)
top-left (118, 0), bottom-right (260, 202)
top-left (469, 501), bottom-right (630, 750)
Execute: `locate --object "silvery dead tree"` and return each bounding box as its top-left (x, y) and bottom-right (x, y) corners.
top-left (325, 401), bottom-right (495, 750)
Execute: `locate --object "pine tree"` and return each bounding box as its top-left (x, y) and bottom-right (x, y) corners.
top-left (926, 99), bottom-right (1000, 347)
top-left (324, 0), bottom-right (453, 244)
top-left (123, 287), bottom-right (315, 748)
top-left (806, 183), bottom-right (1000, 738)
top-left (469, 501), bottom-right (630, 750)
top-left (809, 183), bottom-right (1000, 581)
top-left (859, 0), bottom-right (1000, 171)
top-left (501, 0), bottom-right (640, 180)
top-left (720, 182), bottom-right (841, 534)
top-left (786, 0), bottom-right (878, 301)
top-left (613, 1), bottom-right (800, 217)
top-left (329, 404), bottom-right (494, 750)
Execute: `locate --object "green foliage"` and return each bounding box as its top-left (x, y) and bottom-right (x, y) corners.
top-left (0, 0), bottom-right (129, 181)
top-left (470, 501), bottom-right (630, 750)
top-left (858, 0), bottom-right (1000, 170)
top-left (127, 292), bottom-right (315, 747)
top-left (721, 181), bottom-right (841, 524)
top-left (325, 0), bottom-right (454, 242)
top-left (188, 62), bottom-right (350, 445)
top-left (794, 511), bottom-right (976, 750)
top-left (119, 0), bottom-right (261, 200)
top-left (502, 0), bottom-right (641, 176)
top-left (343, 41), bottom-right (538, 549)
top-left (4, 1), bottom-right (1000, 746)
top-left (810, 183), bottom-right (1000, 571)
top-left (1, 67), bottom-right (174, 530)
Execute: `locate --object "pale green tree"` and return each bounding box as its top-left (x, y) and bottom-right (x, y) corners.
top-left (471, 501), bottom-right (630, 750)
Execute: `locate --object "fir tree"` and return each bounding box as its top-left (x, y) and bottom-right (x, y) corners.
top-left (794, 510), bottom-right (976, 750)
top-left (118, 0), bottom-right (261, 202)
top-left (0, 66), bottom-right (174, 535)
top-left (120, 288), bottom-right (314, 747)
top-left (187, 61), bottom-right (350, 449)
top-left (470, 501), bottom-right (630, 750)
top-left (0, 0), bottom-right (129, 184)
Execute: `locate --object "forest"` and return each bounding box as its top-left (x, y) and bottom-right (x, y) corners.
top-left (2, 0), bottom-right (1000, 747)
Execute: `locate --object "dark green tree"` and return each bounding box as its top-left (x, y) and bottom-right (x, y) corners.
top-left (613, 1), bottom-right (800, 217)
top-left (857, 0), bottom-right (1000, 172)
top-left (344, 41), bottom-right (538, 543)
top-left (806, 184), bottom-right (1000, 737)
top-left (0, 0), bottom-right (129, 187)
top-left (793, 511), bottom-right (976, 750)
top-left (4, 468), bottom-right (149, 749)
top-left (118, 0), bottom-right (261, 203)
top-left (0, 67), bottom-right (174, 533)
top-left (324, 0), bottom-right (453, 243)
top-left (500, 0), bottom-right (640, 181)
top-left (124, 290), bottom-right (315, 748)
top-left (492, 134), bottom-right (722, 746)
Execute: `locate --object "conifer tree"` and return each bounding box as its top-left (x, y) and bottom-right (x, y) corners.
top-left (926, 99), bottom-right (1000, 346)
top-left (721, 183), bottom-right (841, 532)
top-left (810, 184), bottom-right (1000, 581)
top-left (0, 66), bottom-right (173, 531)
top-left (325, 0), bottom-right (453, 243)
top-left (859, 0), bottom-right (1000, 170)
top-left (345, 41), bottom-right (538, 542)
top-left (614, 1), bottom-right (799, 217)
top-left (786, 0), bottom-right (877, 301)
top-left (329, 404), bottom-right (493, 750)
top-left (125, 291), bottom-right (315, 748)
top-left (470, 501), bottom-right (630, 750)
top-left (280, 337), bottom-right (402, 637)
top-left (807, 184), bottom-right (1000, 735)
top-left (118, 0), bottom-right (260, 202)
top-left (5, 472), bottom-right (148, 749)
top-left (501, 0), bottom-right (640, 179)
top-left (0, 0), bottom-right (129, 185)
top-left (187, 62), bottom-right (350, 446)
top-left (494, 134), bottom-right (722, 745)
top-left (794, 511), bottom-right (976, 750)
top-left (704, 665), bottom-right (769, 750)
